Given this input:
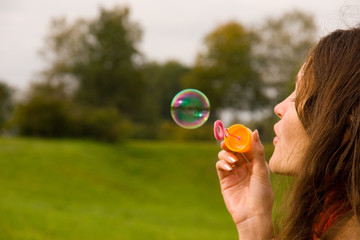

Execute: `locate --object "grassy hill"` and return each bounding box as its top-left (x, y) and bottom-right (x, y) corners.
top-left (0, 138), bottom-right (287, 239)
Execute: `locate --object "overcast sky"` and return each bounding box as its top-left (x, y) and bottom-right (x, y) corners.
top-left (0, 0), bottom-right (359, 91)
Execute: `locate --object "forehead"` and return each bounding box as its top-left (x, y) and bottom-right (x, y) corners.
top-left (296, 64), bottom-right (305, 83)
top-left (295, 64), bottom-right (306, 89)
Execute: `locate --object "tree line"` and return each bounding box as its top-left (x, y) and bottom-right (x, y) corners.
top-left (1, 5), bottom-right (317, 142)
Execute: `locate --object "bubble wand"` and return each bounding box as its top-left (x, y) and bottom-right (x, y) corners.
top-left (214, 120), bottom-right (251, 163)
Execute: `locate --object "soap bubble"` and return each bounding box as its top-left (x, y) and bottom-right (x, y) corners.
top-left (170, 89), bottom-right (210, 129)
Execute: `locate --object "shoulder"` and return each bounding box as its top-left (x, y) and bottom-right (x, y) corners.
top-left (332, 215), bottom-right (360, 240)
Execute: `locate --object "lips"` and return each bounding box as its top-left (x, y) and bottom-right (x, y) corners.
top-left (273, 124), bottom-right (279, 145)
top-left (273, 136), bottom-right (279, 145)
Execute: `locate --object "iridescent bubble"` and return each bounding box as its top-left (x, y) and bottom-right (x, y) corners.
top-left (170, 89), bottom-right (210, 129)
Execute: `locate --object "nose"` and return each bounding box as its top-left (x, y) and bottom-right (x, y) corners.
top-left (274, 100), bottom-right (285, 119)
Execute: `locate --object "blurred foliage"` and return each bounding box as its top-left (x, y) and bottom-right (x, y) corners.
top-left (244, 10), bottom-right (317, 142)
top-left (157, 121), bottom-right (214, 141)
top-left (252, 10), bottom-right (317, 103)
top-left (39, 5), bottom-right (144, 118)
top-left (6, 6), bottom-right (317, 141)
top-left (138, 60), bottom-right (190, 124)
top-left (182, 21), bottom-right (268, 119)
top-left (131, 121), bottom-right (213, 141)
top-left (66, 105), bottom-right (131, 142)
top-left (0, 81), bottom-right (14, 130)
top-left (12, 82), bottom-right (130, 142)
top-left (13, 93), bottom-right (68, 138)
top-left (12, 82), bottom-right (69, 138)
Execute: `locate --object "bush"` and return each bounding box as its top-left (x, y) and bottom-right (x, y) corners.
top-left (13, 96), bottom-right (69, 137)
top-left (12, 96), bottom-right (131, 142)
top-left (67, 106), bottom-right (131, 142)
top-left (130, 123), bottom-right (159, 140)
top-left (157, 120), bottom-right (214, 141)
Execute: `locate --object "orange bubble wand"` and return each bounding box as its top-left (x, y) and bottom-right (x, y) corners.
top-left (214, 120), bottom-right (251, 163)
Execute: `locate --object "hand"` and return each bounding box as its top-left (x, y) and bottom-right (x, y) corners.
top-left (216, 130), bottom-right (274, 239)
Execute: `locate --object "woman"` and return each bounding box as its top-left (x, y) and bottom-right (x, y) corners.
top-left (216, 27), bottom-right (360, 239)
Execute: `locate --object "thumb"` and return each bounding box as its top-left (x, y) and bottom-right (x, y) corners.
top-left (251, 130), bottom-right (268, 172)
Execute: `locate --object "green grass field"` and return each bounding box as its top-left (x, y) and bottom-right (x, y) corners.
top-left (0, 138), bottom-right (288, 239)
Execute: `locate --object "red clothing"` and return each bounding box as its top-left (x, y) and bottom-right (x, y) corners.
top-left (313, 197), bottom-right (350, 239)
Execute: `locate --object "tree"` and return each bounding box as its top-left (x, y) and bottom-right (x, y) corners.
top-left (139, 60), bottom-right (190, 124)
top-left (15, 6), bottom-right (141, 141)
top-left (252, 10), bottom-right (317, 102)
top-left (182, 21), bottom-right (268, 118)
top-left (0, 81), bottom-right (14, 129)
top-left (242, 10), bottom-right (317, 140)
top-left (13, 81), bottom-right (130, 141)
top-left (39, 5), bottom-right (144, 119)
top-left (13, 82), bottom-right (69, 137)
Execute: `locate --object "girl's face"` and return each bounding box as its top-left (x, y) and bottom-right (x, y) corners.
top-left (269, 70), bottom-right (310, 175)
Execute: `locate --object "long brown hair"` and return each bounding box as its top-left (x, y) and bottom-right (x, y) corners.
top-left (278, 27), bottom-right (360, 239)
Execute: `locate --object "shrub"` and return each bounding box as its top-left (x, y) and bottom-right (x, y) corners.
top-left (157, 120), bottom-right (213, 141)
top-left (67, 106), bottom-right (131, 142)
top-left (13, 96), bottom-right (131, 142)
top-left (13, 96), bottom-right (69, 137)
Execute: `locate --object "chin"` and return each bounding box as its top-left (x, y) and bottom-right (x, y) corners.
top-left (268, 157), bottom-right (280, 173)
top-left (269, 161), bottom-right (283, 174)
top-left (269, 152), bottom-right (281, 172)
top-left (269, 155), bottom-right (296, 176)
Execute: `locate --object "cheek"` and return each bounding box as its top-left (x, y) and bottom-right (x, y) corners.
top-left (269, 114), bottom-right (307, 175)
top-left (282, 113), bottom-right (306, 151)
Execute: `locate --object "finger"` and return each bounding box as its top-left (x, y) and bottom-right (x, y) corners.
top-left (215, 159), bottom-right (234, 179)
top-left (250, 130), bottom-right (268, 173)
top-left (216, 159), bottom-right (233, 172)
top-left (218, 150), bottom-right (238, 165)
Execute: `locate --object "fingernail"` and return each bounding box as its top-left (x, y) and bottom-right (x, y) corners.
top-left (225, 163), bottom-right (232, 171)
top-left (254, 130), bottom-right (260, 142)
top-left (228, 156), bottom-right (237, 163)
